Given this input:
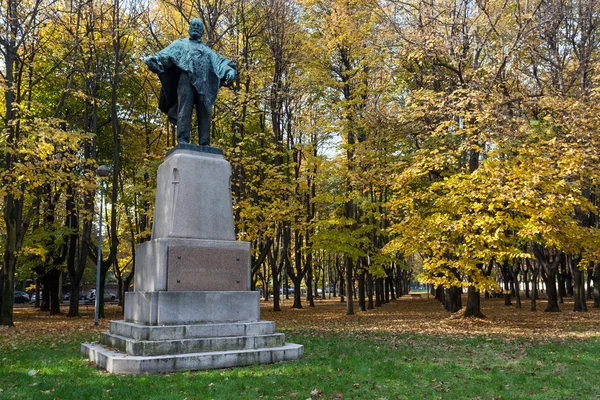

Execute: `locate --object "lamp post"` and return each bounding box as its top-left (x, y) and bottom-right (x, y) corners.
top-left (95, 165), bottom-right (111, 326)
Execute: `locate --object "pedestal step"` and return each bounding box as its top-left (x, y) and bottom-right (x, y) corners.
top-left (82, 343), bottom-right (304, 375)
top-left (100, 332), bottom-right (285, 356)
top-left (110, 320), bottom-right (276, 341)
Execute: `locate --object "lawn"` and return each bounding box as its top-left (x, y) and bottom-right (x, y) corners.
top-left (1, 296), bottom-right (599, 399)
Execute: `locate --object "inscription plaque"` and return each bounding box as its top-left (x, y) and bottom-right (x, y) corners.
top-left (167, 247), bottom-right (249, 291)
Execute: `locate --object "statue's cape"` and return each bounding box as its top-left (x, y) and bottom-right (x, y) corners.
top-left (154, 38), bottom-right (236, 124)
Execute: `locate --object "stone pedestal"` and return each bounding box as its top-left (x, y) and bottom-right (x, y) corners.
top-left (151, 150), bottom-right (235, 241)
top-left (134, 238), bottom-right (250, 292)
top-left (82, 147), bottom-right (303, 374)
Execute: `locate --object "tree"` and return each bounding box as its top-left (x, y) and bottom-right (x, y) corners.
top-left (0, 0), bottom-right (95, 325)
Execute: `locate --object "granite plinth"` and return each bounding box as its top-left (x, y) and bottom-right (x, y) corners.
top-left (124, 291), bottom-right (260, 326)
top-left (134, 238), bottom-right (250, 292)
top-left (109, 320), bottom-right (276, 341)
top-left (82, 342), bottom-right (304, 375)
top-left (152, 149), bottom-right (235, 241)
top-left (100, 331), bottom-right (285, 356)
top-left (83, 319), bottom-right (303, 374)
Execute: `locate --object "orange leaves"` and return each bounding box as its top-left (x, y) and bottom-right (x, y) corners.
top-left (4, 298), bottom-right (600, 357)
top-left (262, 297), bottom-right (600, 339)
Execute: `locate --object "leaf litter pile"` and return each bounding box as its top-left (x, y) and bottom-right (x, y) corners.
top-left (263, 296), bottom-right (600, 340)
top-left (3, 296), bottom-right (598, 346)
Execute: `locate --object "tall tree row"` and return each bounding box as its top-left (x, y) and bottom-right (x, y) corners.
top-left (4, 0), bottom-right (600, 327)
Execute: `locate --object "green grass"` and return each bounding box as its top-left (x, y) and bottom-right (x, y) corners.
top-left (1, 329), bottom-right (599, 399)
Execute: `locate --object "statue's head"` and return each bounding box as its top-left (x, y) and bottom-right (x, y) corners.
top-left (189, 18), bottom-right (204, 40)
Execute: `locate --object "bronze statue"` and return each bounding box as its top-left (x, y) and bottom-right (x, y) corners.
top-left (145, 18), bottom-right (237, 147)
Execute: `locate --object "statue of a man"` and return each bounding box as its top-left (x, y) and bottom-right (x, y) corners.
top-left (145, 18), bottom-right (237, 147)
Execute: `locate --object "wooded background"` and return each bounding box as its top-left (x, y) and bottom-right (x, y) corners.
top-left (2, 0), bottom-right (600, 327)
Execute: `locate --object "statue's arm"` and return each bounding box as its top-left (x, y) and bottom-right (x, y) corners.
top-left (144, 55), bottom-right (164, 73)
top-left (144, 41), bottom-right (180, 74)
top-left (223, 61), bottom-right (237, 85)
top-left (211, 51), bottom-right (237, 86)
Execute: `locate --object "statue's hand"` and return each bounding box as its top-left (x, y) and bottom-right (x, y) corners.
top-left (224, 69), bottom-right (237, 85)
top-left (145, 56), bottom-right (164, 74)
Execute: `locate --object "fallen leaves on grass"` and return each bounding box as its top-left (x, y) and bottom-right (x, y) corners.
top-left (0, 305), bottom-right (110, 350)
top-left (2, 296), bottom-right (600, 351)
top-left (261, 296), bottom-right (600, 340)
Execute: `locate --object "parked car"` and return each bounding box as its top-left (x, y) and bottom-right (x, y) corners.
top-left (14, 291), bottom-right (29, 304)
top-left (87, 289), bottom-right (117, 302)
top-left (63, 291), bottom-right (86, 302)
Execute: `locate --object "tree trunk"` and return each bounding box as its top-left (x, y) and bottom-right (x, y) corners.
top-left (34, 278), bottom-right (41, 308)
top-left (290, 230), bottom-right (303, 309)
top-left (565, 270), bottom-right (573, 296)
top-left (513, 273), bottom-right (521, 309)
top-left (557, 266), bottom-right (567, 304)
top-left (47, 269), bottom-right (62, 315)
top-left (464, 286), bottom-right (485, 318)
top-left (375, 278), bottom-right (382, 307)
top-left (435, 285), bottom-right (444, 303)
top-left (532, 244), bottom-right (561, 312)
top-left (271, 259), bottom-right (281, 312)
top-left (321, 264), bottom-right (326, 300)
top-left (290, 274), bottom-right (302, 309)
top-left (509, 263), bottom-right (522, 309)
top-left (96, 257), bottom-right (112, 319)
top-left (292, 283), bottom-right (302, 309)
top-left (264, 280), bottom-right (270, 300)
top-left (501, 262), bottom-right (512, 306)
top-left (586, 266), bottom-right (594, 300)
top-left (388, 275), bottom-right (396, 301)
top-left (544, 268), bottom-right (560, 312)
top-left (313, 263), bottom-right (319, 301)
top-left (63, 135), bottom-right (87, 316)
top-left (531, 271), bottom-right (537, 312)
top-left (358, 270), bottom-right (366, 311)
top-left (593, 263), bottom-right (600, 308)
top-left (0, 268), bottom-right (4, 315)
top-left (306, 248), bottom-right (314, 308)
top-left (0, 0), bottom-right (19, 328)
top-left (569, 257), bottom-right (587, 312)
top-left (106, 5), bottom-right (124, 320)
top-left (0, 250), bottom-right (17, 326)
top-left (445, 286), bottom-right (462, 313)
top-left (40, 273), bottom-right (50, 312)
top-left (384, 276), bottom-right (390, 303)
top-left (345, 256), bottom-right (354, 315)
top-left (338, 264), bottom-right (344, 303)
top-left (66, 194), bottom-right (84, 318)
top-left (367, 272), bottom-right (374, 309)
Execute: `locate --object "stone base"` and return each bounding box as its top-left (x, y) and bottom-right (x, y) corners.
top-left (109, 320), bottom-right (277, 340)
top-left (82, 342), bottom-right (304, 374)
top-left (124, 291), bottom-right (260, 326)
top-left (134, 238), bottom-right (250, 292)
top-left (82, 147), bottom-right (304, 374)
top-left (151, 149), bottom-right (235, 241)
top-left (82, 320), bottom-right (303, 374)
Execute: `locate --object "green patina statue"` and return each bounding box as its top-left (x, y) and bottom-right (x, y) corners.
top-left (145, 18), bottom-right (237, 147)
